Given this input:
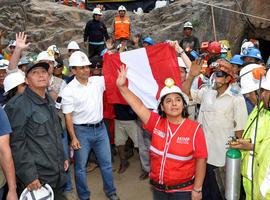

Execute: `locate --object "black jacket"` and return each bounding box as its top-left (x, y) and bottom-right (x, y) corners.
top-left (83, 19), bottom-right (109, 43)
top-left (4, 87), bottom-right (66, 189)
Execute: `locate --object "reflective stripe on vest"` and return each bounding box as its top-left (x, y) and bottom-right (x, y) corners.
top-left (260, 164), bottom-right (270, 198)
top-left (114, 16), bottom-right (130, 40)
top-left (150, 146), bottom-right (193, 161)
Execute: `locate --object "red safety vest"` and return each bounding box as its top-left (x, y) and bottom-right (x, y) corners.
top-left (114, 16), bottom-right (130, 40)
top-left (150, 117), bottom-right (200, 190)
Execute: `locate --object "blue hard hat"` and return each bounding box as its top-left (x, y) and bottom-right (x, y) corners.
top-left (241, 48), bottom-right (262, 61)
top-left (0, 54), bottom-right (3, 60)
top-left (230, 55), bottom-right (243, 66)
top-left (143, 37), bottom-right (154, 45)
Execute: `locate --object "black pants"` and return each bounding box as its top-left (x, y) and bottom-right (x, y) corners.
top-left (152, 188), bottom-right (191, 200)
top-left (88, 44), bottom-right (104, 59)
top-left (202, 164), bottom-right (223, 200)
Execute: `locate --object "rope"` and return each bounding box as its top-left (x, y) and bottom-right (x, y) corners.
top-left (193, 0), bottom-right (270, 22)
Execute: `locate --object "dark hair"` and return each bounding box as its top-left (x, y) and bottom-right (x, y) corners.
top-left (158, 93), bottom-right (189, 118)
top-left (5, 87), bottom-right (18, 103)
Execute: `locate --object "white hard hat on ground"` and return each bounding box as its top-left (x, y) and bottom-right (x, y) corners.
top-left (262, 70), bottom-right (270, 91)
top-left (67, 41), bottom-right (80, 50)
top-left (19, 184), bottom-right (54, 200)
top-left (93, 8), bottom-right (102, 15)
top-left (158, 78), bottom-right (189, 105)
top-left (69, 51), bottom-right (92, 67)
top-left (240, 64), bottom-right (265, 94)
top-left (183, 21), bottom-right (193, 29)
top-left (118, 5), bottom-right (127, 11)
top-left (3, 71), bottom-right (25, 95)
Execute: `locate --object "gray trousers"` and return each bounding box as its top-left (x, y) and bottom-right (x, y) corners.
top-left (137, 120), bottom-right (151, 173)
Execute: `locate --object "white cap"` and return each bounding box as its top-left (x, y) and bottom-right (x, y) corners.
top-left (177, 57), bottom-right (187, 69)
top-left (93, 8), bottom-right (102, 15)
top-left (3, 71), bottom-right (25, 95)
top-left (37, 51), bottom-right (55, 63)
top-left (240, 64), bottom-right (265, 94)
top-left (69, 51), bottom-right (91, 67)
top-left (158, 78), bottom-right (189, 105)
top-left (183, 21), bottom-right (193, 29)
top-left (118, 5), bottom-right (127, 11)
top-left (0, 59), bottom-right (9, 70)
top-left (262, 70), bottom-right (270, 91)
top-left (67, 41), bottom-right (80, 50)
top-left (19, 184), bottom-right (54, 200)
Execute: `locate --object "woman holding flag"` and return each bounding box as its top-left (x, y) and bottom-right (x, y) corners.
top-left (116, 62), bottom-right (207, 200)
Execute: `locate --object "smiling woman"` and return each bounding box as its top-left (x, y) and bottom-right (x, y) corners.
top-left (116, 65), bottom-right (208, 200)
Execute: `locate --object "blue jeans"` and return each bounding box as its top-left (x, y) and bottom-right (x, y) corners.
top-left (74, 123), bottom-right (116, 200)
top-left (62, 130), bottom-right (73, 192)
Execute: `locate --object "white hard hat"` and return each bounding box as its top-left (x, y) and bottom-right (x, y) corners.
top-left (177, 57), bottom-right (187, 69)
top-left (69, 51), bottom-right (91, 67)
top-left (240, 64), bottom-right (265, 94)
top-left (19, 184), bottom-right (54, 200)
top-left (67, 41), bottom-right (80, 50)
top-left (183, 21), bottom-right (193, 29)
top-left (240, 41), bottom-right (254, 55)
top-left (158, 78), bottom-right (189, 105)
top-left (47, 45), bottom-right (60, 54)
top-left (8, 40), bottom-right (16, 47)
top-left (3, 71), bottom-right (25, 95)
top-left (0, 59), bottom-right (9, 70)
top-left (262, 70), bottom-right (270, 91)
top-left (37, 51), bottom-right (55, 63)
top-left (18, 56), bottom-right (30, 66)
top-left (118, 5), bottom-right (126, 11)
top-left (93, 8), bottom-right (102, 15)
top-left (221, 44), bottom-right (228, 53)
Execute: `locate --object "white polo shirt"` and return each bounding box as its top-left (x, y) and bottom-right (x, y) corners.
top-left (191, 85), bottom-right (248, 167)
top-left (61, 76), bottom-right (105, 124)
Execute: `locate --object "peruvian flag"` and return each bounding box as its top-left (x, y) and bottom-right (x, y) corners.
top-left (103, 43), bottom-right (181, 110)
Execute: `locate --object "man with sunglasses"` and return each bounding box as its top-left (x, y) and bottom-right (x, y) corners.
top-left (183, 59), bottom-right (248, 200)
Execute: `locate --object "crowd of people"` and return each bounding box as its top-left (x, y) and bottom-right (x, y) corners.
top-left (0, 4), bottom-right (270, 200)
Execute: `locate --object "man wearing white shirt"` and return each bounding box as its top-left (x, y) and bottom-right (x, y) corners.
top-left (61, 51), bottom-right (119, 200)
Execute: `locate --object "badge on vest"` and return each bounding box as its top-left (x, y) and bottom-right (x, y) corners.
top-left (153, 128), bottom-right (165, 138)
top-left (176, 137), bottom-right (190, 144)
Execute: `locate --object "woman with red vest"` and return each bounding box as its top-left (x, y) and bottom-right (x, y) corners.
top-left (116, 66), bottom-right (207, 200)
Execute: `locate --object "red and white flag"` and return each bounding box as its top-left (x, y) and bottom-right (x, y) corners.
top-left (103, 43), bottom-right (181, 110)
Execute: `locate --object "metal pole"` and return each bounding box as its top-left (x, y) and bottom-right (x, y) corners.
top-left (211, 5), bottom-right (217, 41)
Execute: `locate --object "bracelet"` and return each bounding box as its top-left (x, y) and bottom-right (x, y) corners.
top-left (192, 188), bottom-right (202, 193)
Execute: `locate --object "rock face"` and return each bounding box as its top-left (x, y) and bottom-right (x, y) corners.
top-left (0, 0), bottom-right (269, 57)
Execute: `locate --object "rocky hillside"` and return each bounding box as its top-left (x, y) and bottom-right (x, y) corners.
top-left (0, 0), bottom-right (269, 57)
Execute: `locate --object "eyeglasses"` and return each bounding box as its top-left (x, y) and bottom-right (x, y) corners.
top-left (215, 71), bottom-right (228, 77)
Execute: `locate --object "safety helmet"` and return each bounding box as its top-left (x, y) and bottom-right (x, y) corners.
top-left (220, 44), bottom-right (228, 53)
top-left (230, 55), bottom-right (243, 66)
top-left (3, 71), bottom-right (25, 95)
top-left (241, 48), bottom-right (262, 61)
top-left (177, 57), bottom-right (187, 69)
top-left (19, 184), bottom-right (54, 200)
top-left (0, 59), bottom-right (9, 69)
top-left (143, 37), bottom-right (154, 45)
top-left (207, 41), bottom-right (221, 54)
top-left (0, 54), bottom-right (3, 60)
top-left (213, 59), bottom-right (238, 80)
top-left (18, 56), bottom-right (30, 66)
top-left (69, 51), bottom-right (92, 67)
top-left (239, 64), bottom-right (264, 94)
top-left (262, 69), bottom-right (270, 91)
top-left (67, 41), bottom-right (80, 50)
top-left (118, 5), bottom-right (126, 11)
top-left (37, 51), bottom-right (55, 63)
top-left (8, 40), bottom-right (16, 47)
top-left (158, 78), bottom-right (189, 105)
top-left (240, 41), bottom-right (254, 55)
top-left (47, 45), bottom-right (60, 55)
top-left (183, 21), bottom-right (193, 29)
top-left (93, 8), bottom-right (102, 15)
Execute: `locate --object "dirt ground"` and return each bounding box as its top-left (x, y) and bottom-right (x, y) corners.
top-left (71, 151), bottom-right (152, 200)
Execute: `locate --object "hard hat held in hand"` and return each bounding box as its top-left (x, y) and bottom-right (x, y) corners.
top-left (19, 183), bottom-right (54, 200)
top-left (69, 51), bottom-right (92, 67)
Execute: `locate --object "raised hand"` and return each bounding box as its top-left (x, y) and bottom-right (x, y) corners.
top-left (190, 59), bottom-right (204, 77)
top-left (169, 40), bottom-right (183, 53)
top-left (116, 64), bottom-right (127, 88)
top-left (15, 32), bottom-right (30, 50)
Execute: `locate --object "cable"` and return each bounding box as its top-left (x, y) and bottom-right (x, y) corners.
top-left (193, 0), bottom-right (270, 22)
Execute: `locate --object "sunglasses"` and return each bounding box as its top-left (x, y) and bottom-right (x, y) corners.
top-left (215, 71), bottom-right (228, 77)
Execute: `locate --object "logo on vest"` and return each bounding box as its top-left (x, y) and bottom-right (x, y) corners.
top-left (153, 128), bottom-right (165, 138)
top-left (176, 137), bottom-right (190, 144)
